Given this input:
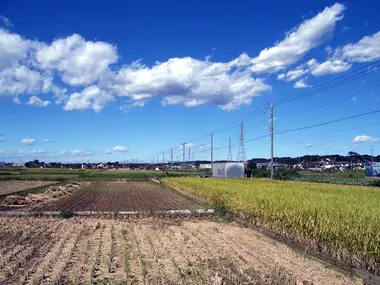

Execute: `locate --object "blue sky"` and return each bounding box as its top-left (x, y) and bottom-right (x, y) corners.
top-left (0, 0), bottom-right (379, 162)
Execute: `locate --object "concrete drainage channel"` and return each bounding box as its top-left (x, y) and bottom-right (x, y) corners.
top-left (0, 209), bottom-right (215, 217)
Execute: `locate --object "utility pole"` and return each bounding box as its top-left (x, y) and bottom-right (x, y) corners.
top-left (228, 137), bottom-right (232, 162)
top-left (372, 145), bottom-right (374, 173)
top-left (188, 147), bottom-right (191, 164)
top-left (270, 104), bottom-right (274, 179)
top-left (157, 154), bottom-right (159, 165)
top-left (210, 133), bottom-right (214, 168)
top-left (170, 149), bottom-right (173, 164)
top-left (162, 151), bottom-right (165, 164)
top-left (192, 153), bottom-right (194, 164)
top-left (182, 142), bottom-right (186, 163)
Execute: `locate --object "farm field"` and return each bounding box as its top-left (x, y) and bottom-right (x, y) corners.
top-left (0, 181), bottom-right (57, 196)
top-left (34, 181), bottom-right (205, 212)
top-left (164, 177), bottom-right (380, 275)
top-left (0, 168), bottom-right (206, 181)
top-left (0, 217), bottom-right (360, 285)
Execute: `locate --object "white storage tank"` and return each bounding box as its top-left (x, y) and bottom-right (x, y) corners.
top-left (212, 162), bottom-right (245, 178)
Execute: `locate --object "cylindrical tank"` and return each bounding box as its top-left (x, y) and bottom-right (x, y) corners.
top-left (212, 162), bottom-right (245, 178)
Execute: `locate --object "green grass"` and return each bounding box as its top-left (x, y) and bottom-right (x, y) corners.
top-left (0, 168), bottom-right (203, 181)
top-left (163, 177), bottom-right (380, 274)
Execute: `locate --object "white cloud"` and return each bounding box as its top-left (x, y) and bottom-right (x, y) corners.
top-left (0, 29), bottom-right (35, 70)
top-left (59, 150), bottom-right (95, 157)
top-left (305, 143), bottom-right (312, 148)
top-left (113, 146), bottom-right (128, 152)
top-left (43, 139), bottom-right (52, 143)
top-left (20, 138), bottom-right (36, 145)
top-left (106, 57), bottom-right (271, 111)
top-left (27, 96), bottom-right (50, 107)
top-left (309, 59), bottom-right (351, 76)
top-left (277, 68), bottom-right (307, 81)
top-left (64, 85), bottom-right (114, 112)
top-left (294, 79), bottom-right (310, 88)
top-left (352, 135), bottom-right (379, 144)
top-left (250, 3), bottom-right (345, 73)
top-left (104, 150), bottom-right (112, 155)
top-left (0, 138), bottom-right (4, 142)
top-left (36, 34), bottom-right (118, 86)
top-left (337, 31), bottom-right (380, 62)
top-left (0, 66), bottom-right (48, 95)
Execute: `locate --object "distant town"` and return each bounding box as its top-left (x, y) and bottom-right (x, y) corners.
top-left (2, 152), bottom-right (379, 172)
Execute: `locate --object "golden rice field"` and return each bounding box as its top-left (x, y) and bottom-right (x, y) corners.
top-left (163, 178), bottom-right (380, 275)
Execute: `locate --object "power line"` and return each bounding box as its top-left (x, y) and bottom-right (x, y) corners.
top-left (191, 108), bottom-right (380, 158)
top-left (275, 61), bottom-right (380, 106)
top-left (277, 109), bottom-right (380, 135)
top-left (278, 83), bottom-right (380, 117)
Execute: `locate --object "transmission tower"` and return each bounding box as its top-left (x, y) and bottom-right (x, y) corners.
top-left (228, 137), bottom-right (232, 161)
top-left (237, 121), bottom-right (246, 162)
top-left (188, 147), bottom-right (191, 164)
top-left (182, 142), bottom-right (186, 163)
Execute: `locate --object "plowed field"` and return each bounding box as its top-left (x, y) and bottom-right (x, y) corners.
top-left (0, 217), bottom-right (360, 285)
top-left (35, 181), bottom-right (204, 211)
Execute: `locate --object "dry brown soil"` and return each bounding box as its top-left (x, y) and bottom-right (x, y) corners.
top-left (0, 217), bottom-right (362, 285)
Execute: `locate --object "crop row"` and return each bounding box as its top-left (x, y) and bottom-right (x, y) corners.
top-left (36, 181), bottom-right (204, 211)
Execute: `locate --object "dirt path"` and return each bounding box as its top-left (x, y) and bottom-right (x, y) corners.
top-left (0, 217), bottom-right (362, 285)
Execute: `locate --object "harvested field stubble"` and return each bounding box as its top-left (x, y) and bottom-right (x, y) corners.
top-left (0, 217), bottom-right (361, 285)
top-left (163, 177), bottom-right (380, 275)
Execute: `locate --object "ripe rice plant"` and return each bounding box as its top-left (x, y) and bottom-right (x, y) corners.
top-left (163, 177), bottom-right (380, 274)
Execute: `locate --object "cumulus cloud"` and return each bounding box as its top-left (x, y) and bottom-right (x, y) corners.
top-left (113, 146), bottom-right (128, 152)
top-left (305, 143), bottom-right (312, 148)
top-left (104, 150), bottom-right (112, 155)
top-left (352, 135), bottom-right (379, 144)
top-left (27, 96), bottom-right (50, 107)
top-left (36, 34), bottom-right (118, 86)
top-left (43, 139), bottom-right (52, 143)
top-left (105, 57), bottom-right (271, 111)
top-left (64, 85), bottom-right (114, 112)
top-left (277, 68), bottom-right (307, 81)
top-left (337, 31), bottom-right (380, 62)
top-left (0, 29), bottom-right (35, 70)
top-left (20, 138), bottom-right (36, 145)
top-left (0, 66), bottom-right (51, 95)
top-left (250, 3), bottom-right (345, 73)
top-left (309, 59), bottom-right (351, 76)
top-left (294, 79), bottom-right (311, 88)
